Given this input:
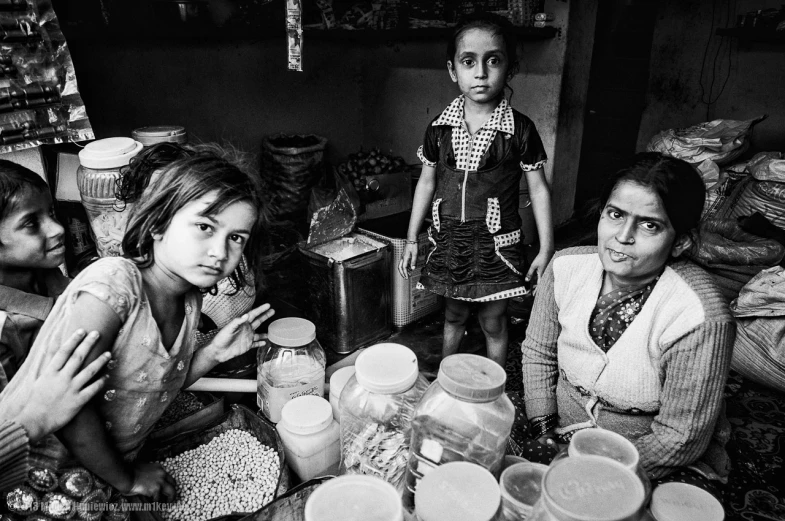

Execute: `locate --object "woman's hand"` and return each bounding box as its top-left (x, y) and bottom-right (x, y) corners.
top-left (207, 304), bottom-right (275, 363)
top-left (526, 249), bottom-right (554, 288)
top-left (127, 462), bottom-right (177, 502)
top-left (0, 329), bottom-right (110, 442)
top-left (398, 243), bottom-right (419, 279)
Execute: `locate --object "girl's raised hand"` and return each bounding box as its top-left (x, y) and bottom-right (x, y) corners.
top-left (208, 303), bottom-right (275, 363)
top-left (398, 243), bottom-right (419, 279)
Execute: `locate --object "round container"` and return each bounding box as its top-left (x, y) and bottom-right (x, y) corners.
top-left (277, 395), bottom-right (340, 482)
top-left (402, 354), bottom-right (514, 509)
top-left (528, 456), bottom-right (646, 521)
top-left (77, 137), bottom-right (144, 257)
top-left (339, 343), bottom-right (428, 490)
top-left (329, 365), bottom-right (356, 422)
top-left (131, 125), bottom-right (188, 146)
top-left (257, 317), bottom-right (326, 423)
top-left (304, 475), bottom-right (403, 521)
top-left (650, 482), bottom-right (725, 521)
top-left (415, 461), bottom-right (501, 521)
top-left (500, 462), bottom-right (549, 521)
top-left (567, 429), bottom-right (640, 470)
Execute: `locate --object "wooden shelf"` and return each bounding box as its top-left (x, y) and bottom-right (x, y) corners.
top-left (716, 27), bottom-right (785, 43)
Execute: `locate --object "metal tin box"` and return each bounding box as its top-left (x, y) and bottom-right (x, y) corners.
top-left (298, 233), bottom-right (392, 354)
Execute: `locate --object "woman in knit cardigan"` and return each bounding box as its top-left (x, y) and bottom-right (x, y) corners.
top-left (522, 152), bottom-right (736, 496)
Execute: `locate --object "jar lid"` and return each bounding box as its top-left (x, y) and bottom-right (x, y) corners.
top-left (131, 126), bottom-right (188, 146)
top-left (437, 354), bottom-right (506, 403)
top-left (415, 461), bottom-right (501, 521)
top-left (541, 455), bottom-right (645, 521)
top-left (279, 395), bottom-right (334, 435)
top-left (354, 343), bottom-right (419, 394)
top-left (650, 483), bottom-right (725, 521)
top-left (268, 317), bottom-right (316, 347)
top-left (567, 428), bottom-right (640, 471)
top-left (304, 475), bottom-right (403, 521)
top-left (78, 137), bottom-right (144, 169)
top-left (329, 366), bottom-right (356, 399)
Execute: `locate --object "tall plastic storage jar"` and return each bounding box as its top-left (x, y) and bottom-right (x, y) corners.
top-left (258, 317), bottom-right (326, 423)
top-left (77, 137), bottom-right (143, 257)
top-left (402, 353), bottom-right (514, 510)
top-left (304, 475), bottom-right (404, 521)
top-left (339, 343), bottom-right (429, 491)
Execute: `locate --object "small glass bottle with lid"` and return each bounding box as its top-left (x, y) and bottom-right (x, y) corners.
top-left (257, 317), bottom-right (326, 423)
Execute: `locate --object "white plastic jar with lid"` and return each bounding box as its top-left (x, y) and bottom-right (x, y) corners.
top-left (77, 137), bottom-right (144, 257)
top-left (304, 475), bottom-right (404, 521)
top-left (257, 317), bottom-right (326, 423)
top-left (131, 126), bottom-right (188, 147)
top-left (276, 395), bottom-right (340, 482)
top-left (528, 455), bottom-right (647, 521)
top-left (414, 461), bottom-right (501, 521)
top-left (339, 343), bottom-right (429, 490)
top-left (649, 482), bottom-right (725, 521)
top-left (402, 353), bottom-right (514, 509)
top-left (329, 365), bottom-right (356, 422)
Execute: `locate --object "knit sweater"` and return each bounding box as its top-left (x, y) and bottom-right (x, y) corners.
top-left (522, 246), bottom-right (736, 480)
top-left (0, 420), bottom-right (29, 490)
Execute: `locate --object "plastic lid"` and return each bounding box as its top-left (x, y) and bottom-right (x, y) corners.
top-left (329, 366), bottom-right (356, 399)
top-left (268, 317), bottom-right (317, 347)
top-left (568, 429), bottom-right (640, 471)
top-left (78, 137), bottom-right (144, 169)
top-left (541, 455), bottom-right (645, 521)
top-left (354, 343), bottom-right (419, 394)
top-left (437, 354), bottom-right (506, 403)
top-left (415, 461), bottom-right (501, 521)
top-left (304, 475), bottom-right (403, 521)
top-left (279, 395), bottom-right (334, 435)
top-left (650, 482), bottom-right (725, 521)
top-left (500, 461), bottom-right (548, 509)
top-left (132, 126), bottom-right (188, 145)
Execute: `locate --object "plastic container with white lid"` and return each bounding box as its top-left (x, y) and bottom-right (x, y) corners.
top-left (339, 343), bottom-right (429, 490)
top-left (131, 125), bottom-right (188, 146)
top-left (276, 395), bottom-right (340, 482)
top-left (329, 365), bottom-right (356, 422)
top-left (500, 461), bottom-right (549, 521)
top-left (528, 455), bottom-right (647, 521)
top-left (257, 317), bottom-right (326, 423)
top-left (649, 482), bottom-right (725, 521)
top-left (414, 461), bottom-right (501, 521)
top-left (77, 137), bottom-right (144, 257)
top-left (402, 354), bottom-right (515, 510)
top-left (304, 475), bottom-right (403, 521)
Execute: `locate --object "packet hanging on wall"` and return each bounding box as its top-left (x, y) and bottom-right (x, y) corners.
top-left (0, 0), bottom-right (93, 153)
top-left (286, 0), bottom-right (303, 71)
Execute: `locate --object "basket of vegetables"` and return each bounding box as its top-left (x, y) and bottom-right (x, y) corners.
top-left (337, 147), bottom-right (408, 204)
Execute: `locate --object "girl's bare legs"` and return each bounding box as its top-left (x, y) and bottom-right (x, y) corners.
top-left (478, 299), bottom-right (509, 367)
top-left (442, 297), bottom-right (471, 359)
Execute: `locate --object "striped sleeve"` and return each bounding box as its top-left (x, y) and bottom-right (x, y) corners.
top-left (0, 420), bottom-right (29, 490)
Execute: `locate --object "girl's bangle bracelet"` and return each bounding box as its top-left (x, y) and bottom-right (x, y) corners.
top-left (405, 239), bottom-right (418, 245)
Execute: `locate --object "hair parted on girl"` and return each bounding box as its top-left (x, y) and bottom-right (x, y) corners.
top-left (120, 142), bottom-right (267, 294)
top-left (447, 11), bottom-right (520, 80)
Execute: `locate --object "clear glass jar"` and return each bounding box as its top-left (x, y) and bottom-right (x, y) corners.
top-left (402, 354), bottom-right (514, 510)
top-left (414, 461), bottom-right (501, 521)
top-left (339, 343), bottom-right (429, 490)
top-left (529, 455), bottom-right (647, 521)
top-left (257, 317), bottom-right (326, 423)
top-left (77, 137), bottom-right (143, 257)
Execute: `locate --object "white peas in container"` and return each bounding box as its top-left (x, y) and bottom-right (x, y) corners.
top-left (276, 395), bottom-right (341, 482)
top-left (339, 343), bottom-right (429, 490)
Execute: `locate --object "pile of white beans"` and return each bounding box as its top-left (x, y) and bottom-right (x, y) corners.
top-left (158, 429), bottom-right (280, 521)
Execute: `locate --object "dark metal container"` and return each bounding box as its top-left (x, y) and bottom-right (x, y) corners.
top-left (298, 233), bottom-right (392, 354)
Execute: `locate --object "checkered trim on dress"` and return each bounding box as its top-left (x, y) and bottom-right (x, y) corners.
top-left (494, 229), bottom-right (523, 276)
top-left (417, 145), bottom-right (436, 167)
top-left (521, 159), bottom-right (547, 172)
top-left (486, 198), bottom-right (501, 233)
top-left (453, 286), bottom-right (530, 302)
top-left (431, 198), bottom-right (442, 232)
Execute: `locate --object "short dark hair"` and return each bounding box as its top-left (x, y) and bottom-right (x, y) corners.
top-left (121, 143), bottom-right (267, 293)
top-left (599, 152), bottom-right (705, 241)
top-left (447, 11), bottom-right (520, 80)
top-left (0, 159), bottom-right (49, 220)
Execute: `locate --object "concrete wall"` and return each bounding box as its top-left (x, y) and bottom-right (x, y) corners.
top-left (637, 0), bottom-right (785, 152)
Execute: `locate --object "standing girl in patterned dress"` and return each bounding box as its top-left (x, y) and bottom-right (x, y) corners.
top-left (1, 146), bottom-right (274, 506)
top-left (398, 12), bottom-right (554, 367)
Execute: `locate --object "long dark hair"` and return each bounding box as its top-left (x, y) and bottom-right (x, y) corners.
top-left (121, 143), bottom-right (267, 293)
top-left (0, 159), bottom-right (49, 220)
top-left (447, 11), bottom-right (520, 82)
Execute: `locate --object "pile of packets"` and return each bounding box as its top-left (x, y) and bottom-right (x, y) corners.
top-left (0, 0), bottom-right (93, 152)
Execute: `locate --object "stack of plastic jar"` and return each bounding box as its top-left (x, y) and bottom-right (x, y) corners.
top-left (339, 343), bottom-right (429, 490)
top-left (402, 354), bottom-right (514, 510)
top-left (257, 317), bottom-right (326, 423)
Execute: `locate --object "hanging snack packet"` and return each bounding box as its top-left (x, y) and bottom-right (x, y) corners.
top-left (286, 0), bottom-right (303, 71)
